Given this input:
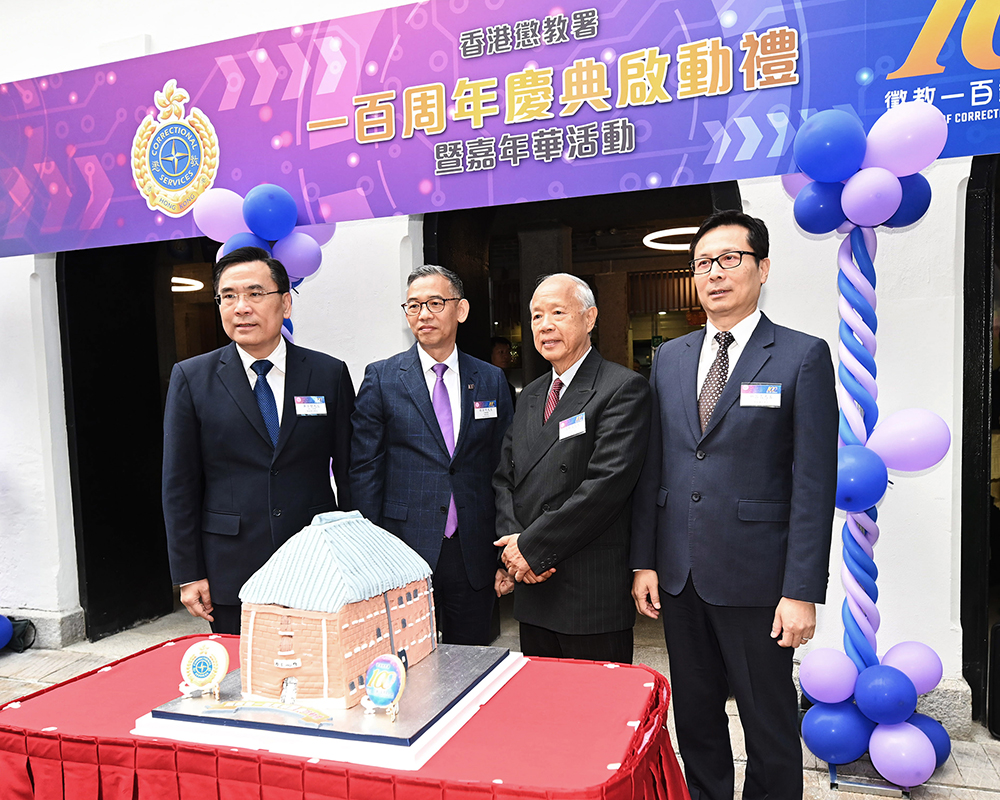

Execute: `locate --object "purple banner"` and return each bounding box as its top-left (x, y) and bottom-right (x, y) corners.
top-left (1, 0), bottom-right (999, 257)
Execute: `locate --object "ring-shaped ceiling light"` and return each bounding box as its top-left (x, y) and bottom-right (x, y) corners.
top-left (642, 226), bottom-right (700, 251)
top-left (171, 277), bottom-right (205, 293)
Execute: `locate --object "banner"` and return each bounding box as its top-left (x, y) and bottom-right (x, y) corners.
top-left (1, 0), bottom-right (999, 257)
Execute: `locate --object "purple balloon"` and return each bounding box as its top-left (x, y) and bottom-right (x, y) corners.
top-left (841, 168), bottom-right (902, 228)
top-left (221, 232), bottom-right (271, 257)
top-left (781, 172), bottom-right (811, 200)
top-left (800, 648), bottom-right (859, 704)
top-left (192, 188), bottom-right (250, 243)
top-left (881, 642), bottom-right (943, 695)
top-left (862, 101), bottom-right (949, 178)
top-left (865, 409), bottom-right (951, 472)
top-left (869, 722), bottom-right (936, 788)
top-left (295, 222), bottom-right (337, 246)
top-left (272, 231), bottom-right (322, 279)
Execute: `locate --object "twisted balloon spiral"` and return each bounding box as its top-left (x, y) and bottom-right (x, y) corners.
top-left (838, 226), bottom-right (881, 671)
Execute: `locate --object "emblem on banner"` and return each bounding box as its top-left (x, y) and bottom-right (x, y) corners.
top-left (131, 80), bottom-right (219, 217)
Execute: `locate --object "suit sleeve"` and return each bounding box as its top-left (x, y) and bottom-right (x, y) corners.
top-left (161, 363), bottom-right (206, 585)
top-left (493, 369), bottom-right (514, 474)
top-left (518, 374), bottom-right (652, 571)
top-left (783, 337), bottom-right (839, 603)
top-left (493, 421), bottom-right (518, 539)
top-left (629, 348), bottom-right (663, 570)
top-left (349, 363), bottom-right (387, 526)
top-left (331, 359), bottom-right (356, 511)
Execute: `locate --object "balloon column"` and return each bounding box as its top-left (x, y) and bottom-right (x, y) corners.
top-left (192, 184), bottom-right (335, 342)
top-left (784, 101), bottom-right (952, 790)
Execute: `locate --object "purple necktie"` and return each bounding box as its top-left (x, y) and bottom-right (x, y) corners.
top-left (431, 363), bottom-right (458, 538)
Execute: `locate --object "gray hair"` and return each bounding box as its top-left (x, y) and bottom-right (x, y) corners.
top-left (535, 273), bottom-right (596, 311)
top-left (407, 264), bottom-right (464, 298)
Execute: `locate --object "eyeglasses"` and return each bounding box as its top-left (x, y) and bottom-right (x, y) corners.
top-left (401, 297), bottom-right (461, 316)
top-left (689, 250), bottom-right (757, 275)
top-left (215, 290), bottom-right (283, 307)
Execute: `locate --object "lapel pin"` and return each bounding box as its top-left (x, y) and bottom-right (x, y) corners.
top-left (467, 384), bottom-right (474, 390)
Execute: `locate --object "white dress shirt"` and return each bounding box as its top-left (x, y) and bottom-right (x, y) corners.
top-left (696, 310), bottom-right (762, 398)
top-left (547, 346), bottom-right (593, 405)
top-left (418, 344), bottom-right (462, 440)
top-left (236, 337), bottom-right (287, 426)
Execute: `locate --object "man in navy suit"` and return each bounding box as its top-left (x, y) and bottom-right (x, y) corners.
top-left (631, 211), bottom-right (838, 800)
top-left (350, 265), bottom-right (513, 645)
top-left (162, 246), bottom-right (354, 635)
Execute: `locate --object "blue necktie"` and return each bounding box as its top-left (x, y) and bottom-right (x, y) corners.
top-left (252, 360), bottom-right (280, 447)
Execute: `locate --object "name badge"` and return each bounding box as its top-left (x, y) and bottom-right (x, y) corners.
top-left (294, 396), bottom-right (327, 416)
top-left (559, 412), bottom-right (586, 439)
top-left (474, 400), bottom-right (498, 419)
top-left (740, 383), bottom-right (781, 408)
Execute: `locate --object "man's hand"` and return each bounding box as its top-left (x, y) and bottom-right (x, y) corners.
top-left (632, 570), bottom-right (661, 619)
top-left (494, 534), bottom-right (556, 583)
top-left (180, 579), bottom-right (215, 623)
top-left (771, 597), bottom-right (815, 648)
top-left (495, 568), bottom-right (515, 597)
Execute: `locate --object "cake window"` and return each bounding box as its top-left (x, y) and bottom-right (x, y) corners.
top-left (349, 680), bottom-right (355, 691)
top-left (398, 596), bottom-right (403, 606)
top-left (406, 591), bottom-right (412, 602)
top-left (376, 626), bottom-right (382, 639)
top-left (401, 618), bottom-right (407, 628)
top-left (413, 587), bottom-right (419, 598)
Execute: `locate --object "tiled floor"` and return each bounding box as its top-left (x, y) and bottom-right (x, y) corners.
top-left (2, 597), bottom-right (998, 798)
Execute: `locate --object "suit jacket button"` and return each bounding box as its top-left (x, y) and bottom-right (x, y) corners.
top-left (449, 467), bottom-right (456, 475)
top-left (272, 508), bottom-right (282, 517)
top-left (542, 503), bottom-right (550, 512)
top-left (695, 450), bottom-right (706, 460)
top-left (691, 492), bottom-right (701, 502)
top-left (270, 468), bottom-right (279, 475)
top-left (440, 506), bottom-right (448, 513)
top-left (560, 464), bottom-right (568, 473)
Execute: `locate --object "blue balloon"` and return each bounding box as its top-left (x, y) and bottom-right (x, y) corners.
top-left (221, 232), bottom-right (271, 257)
top-left (793, 109), bottom-right (868, 183)
top-left (883, 173), bottom-right (932, 228)
top-left (801, 700), bottom-right (876, 764)
top-left (0, 615), bottom-right (12, 650)
top-left (793, 181), bottom-right (846, 235)
top-left (243, 184), bottom-right (298, 242)
top-left (855, 665), bottom-right (918, 724)
top-left (282, 318), bottom-right (294, 334)
top-left (907, 713), bottom-right (951, 769)
top-left (836, 445), bottom-right (888, 512)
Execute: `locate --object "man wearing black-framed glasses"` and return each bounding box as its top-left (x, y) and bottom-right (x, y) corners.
top-left (351, 265), bottom-right (513, 645)
top-left (162, 246), bottom-right (355, 634)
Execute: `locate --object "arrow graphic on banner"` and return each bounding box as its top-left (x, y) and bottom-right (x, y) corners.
top-left (74, 155), bottom-right (113, 230)
top-left (33, 161), bottom-right (72, 233)
top-left (733, 116), bottom-right (763, 161)
top-left (767, 111), bottom-right (794, 157)
top-left (702, 120), bottom-right (732, 164)
top-left (0, 167), bottom-right (35, 240)
top-left (248, 49), bottom-right (279, 106)
top-left (279, 43), bottom-right (312, 101)
top-left (215, 55), bottom-right (246, 111)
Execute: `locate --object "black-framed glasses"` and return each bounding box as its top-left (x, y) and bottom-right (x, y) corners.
top-left (214, 290), bottom-right (283, 307)
top-left (401, 297), bottom-right (461, 316)
top-left (689, 250), bottom-right (757, 275)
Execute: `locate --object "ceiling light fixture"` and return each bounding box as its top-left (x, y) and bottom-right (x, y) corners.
top-left (171, 277), bottom-right (205, 293)
top-left (642, 226), bottom-right (700, 251)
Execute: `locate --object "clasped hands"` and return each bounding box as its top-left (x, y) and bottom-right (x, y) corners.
top-left (493, 533), bottom-right (555, 596)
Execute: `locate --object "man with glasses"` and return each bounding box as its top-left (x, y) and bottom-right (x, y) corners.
top-left (350, 265), bottom-right (513, 645)
top-left (631, 210), bottom-right (838, 800)
top-left (162, 246), bottom-right (355, 634)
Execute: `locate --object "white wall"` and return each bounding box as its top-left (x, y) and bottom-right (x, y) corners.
top-left (742, 158), bottom-right (970, 678)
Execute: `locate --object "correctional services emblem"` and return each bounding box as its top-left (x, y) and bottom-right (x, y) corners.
top-left (131, 80), bottom-right (218, 217)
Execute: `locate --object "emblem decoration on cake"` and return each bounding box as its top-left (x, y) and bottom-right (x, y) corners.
top-left (179, 640), bottom-right (229, 700)
top-left (363, 653), bottom-right (407, 722)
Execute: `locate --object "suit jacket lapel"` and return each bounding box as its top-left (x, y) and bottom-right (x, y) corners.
top-left (454, 350), bottom-right (479, 456)
top-left (274, 341), bottom-right (308, 458)
top-left (681, 330), bottom-right (704, 442)
top-left (700, 314), bottom-right (775, 441)
top-left (400, 345), bottom-right (451, 458)
top-left (217, 342), bottom-right (273, 448)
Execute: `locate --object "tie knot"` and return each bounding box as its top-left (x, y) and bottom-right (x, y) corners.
top-left (552, 377), bottom-right (564, 393)
top-left (432, 362), bottom-right (448, 379)
top-left (715, 331), bottom-right (734, 350)
top-left (252, 359), bottom-right (273, 377)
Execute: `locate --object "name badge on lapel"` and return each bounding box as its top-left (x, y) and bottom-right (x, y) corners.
top-left (559, 412), bottom-right (586, 439)
top-left (474, 400), bottom-right (498, 419)
top-left (294, 396), bottom-right (327, 416)
top-left (740, 383), bottom-right (781, 408)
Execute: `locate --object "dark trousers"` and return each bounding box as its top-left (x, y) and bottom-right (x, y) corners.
top-left (519, 621), bottom-right (633, 664)
top-left (662, 577), bottom-right (801, 800)
top-left (433, 532), bottom-right (497, 645)
top-left (208, 603), bottom-right (242, 635)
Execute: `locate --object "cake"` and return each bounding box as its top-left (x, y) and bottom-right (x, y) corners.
top-left (238, 510), bottom-right (436, 709)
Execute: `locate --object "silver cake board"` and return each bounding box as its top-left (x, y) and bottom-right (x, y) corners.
top-left (133, 645), bottom-right (525, 771)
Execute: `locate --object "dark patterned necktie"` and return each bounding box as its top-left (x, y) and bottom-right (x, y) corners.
top-left (544, 378), bottom-right (564, 423)
top-left (251, 360), bottom-right (280, 447)
top-left (698, 331), bottom-right (735, 432)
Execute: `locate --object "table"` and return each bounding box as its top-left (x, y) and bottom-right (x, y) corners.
top-left (0, 634), bottom-right (689, 799)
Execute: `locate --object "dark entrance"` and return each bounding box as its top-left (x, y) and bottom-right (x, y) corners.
top-left (58, 237), bottom-right (224, 639)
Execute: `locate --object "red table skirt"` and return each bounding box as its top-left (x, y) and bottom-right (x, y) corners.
top-left (0, 635), bottom-right (689, 800)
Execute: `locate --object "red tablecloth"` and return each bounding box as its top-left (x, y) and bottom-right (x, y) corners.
top-left (0, 635), bottom-right (689, 800)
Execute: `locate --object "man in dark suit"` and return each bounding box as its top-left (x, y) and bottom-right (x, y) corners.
top-left (162, 246), bottom-right (354, 635)
top-left (494, 274), bottom-right (650, 664)
top-left (631, 210), bottom-right (838, 800)
top-left (350, 265), bottom-right (513, 645)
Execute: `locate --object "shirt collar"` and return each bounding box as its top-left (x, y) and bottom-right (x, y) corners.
top-left (417, 343), bottom-right (459, 376)
top-left (236, 336), bottom-right (287, 374)
top-left (552, 346), bottom-right (592, 385)
top-left (705, 309), bottom-right (761, 349)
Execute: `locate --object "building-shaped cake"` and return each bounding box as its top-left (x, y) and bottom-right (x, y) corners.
top-left (238, 510), bottom-right (436, 709)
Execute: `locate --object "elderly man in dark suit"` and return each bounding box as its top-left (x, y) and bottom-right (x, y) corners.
top-left (494, 273), bottom-right (650, 664)
top-left (350, 265), bottom-right (513, 646)
top-left (631, 210), bottom-right (838, 800)
top-left (163, 246), bottom-right (355, 635)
